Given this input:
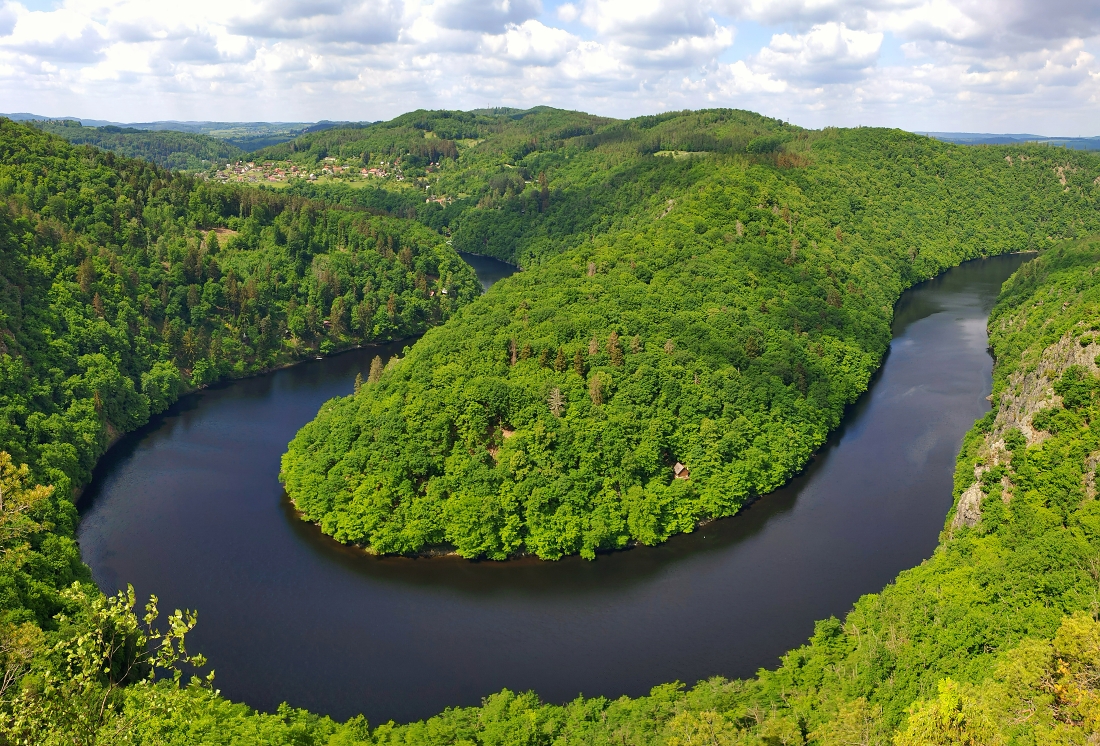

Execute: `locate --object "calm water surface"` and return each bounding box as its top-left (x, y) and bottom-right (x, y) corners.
top-left (77, 253), bottom-right (1027, 723)
top-left (457, 250), bottom-right (517, 290)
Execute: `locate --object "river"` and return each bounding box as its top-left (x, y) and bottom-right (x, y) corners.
top-left (76, 252), bottom-right (1028, 723)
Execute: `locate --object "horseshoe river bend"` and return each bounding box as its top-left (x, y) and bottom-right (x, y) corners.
top-left (76, 251), bottom-right (1028, 724)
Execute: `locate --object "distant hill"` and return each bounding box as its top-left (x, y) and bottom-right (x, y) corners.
top-left (921, 130), bottom-right (1100, 150)
top-left (113, 120), bottom-right (355, 151)
top-left (0, 113), bottom-right (365, 151)
top-left (4, 111), bottom-right (95, 123)
top-left (18, 119), bottom-right (246, 170)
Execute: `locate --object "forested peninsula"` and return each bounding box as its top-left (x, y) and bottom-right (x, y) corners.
top-left (4, 108), bottom-right (1100, 743)
top-left (280, 109), bottom-right (1100, 560)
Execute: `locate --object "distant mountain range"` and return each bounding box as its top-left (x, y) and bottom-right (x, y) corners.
top-left (919, 131), bottom-right (1100, 150)
top-left (1, 113), bottom-right (365, 150)
top-left (6, 111), bottom-right (1098, 165)
top-left (6, 113), bottom-right (1096, 150)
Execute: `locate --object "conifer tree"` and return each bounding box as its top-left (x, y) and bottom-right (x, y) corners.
top-left (538, 171), bottom-right (549, 212)
top-left (368, 355), bottom-right (383, 383)
top-left (608, 331), bottom-right (622, 366)
top-left (548, 388), bottom-right (564, 417)
top-left (589, 374), bottom-right (604, 405)
top-left (329, 297), bottom-right (347, 337)
top-left (554, 346), bottom-right (566, 372)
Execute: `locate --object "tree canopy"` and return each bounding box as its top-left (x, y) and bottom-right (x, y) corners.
top-left (281, 113), bottom-right (1100, 560)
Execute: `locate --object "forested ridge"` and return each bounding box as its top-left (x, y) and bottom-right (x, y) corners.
top-left (26, 119), bottom-right (248, 171)
top-left (270, 108), bottom-right (804, 265)
top-left (281, 111), bottom-right (1100, 560)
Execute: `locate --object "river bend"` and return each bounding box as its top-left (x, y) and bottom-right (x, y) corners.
top-left (77, 253), bottom-right (1026, 722)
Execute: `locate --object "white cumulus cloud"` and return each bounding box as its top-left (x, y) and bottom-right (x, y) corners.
top-left (755, 22), bottom-right (882, 84)
top-left (0, 0), bottom-right (1094, 135)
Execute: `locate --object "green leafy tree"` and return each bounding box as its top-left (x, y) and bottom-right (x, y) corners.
top-left (1, 584), bottom-right (210, 746)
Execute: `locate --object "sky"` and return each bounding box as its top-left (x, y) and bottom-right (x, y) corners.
top-left (1, 0), bottom-right (1098, 135)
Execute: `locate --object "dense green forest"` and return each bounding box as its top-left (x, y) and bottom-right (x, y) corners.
top-left (0, 117), bottom-right (478, 721)
top-left (5, 107), bottom-right (1100, 743)
top-left (281, 110), bottom-right (1100, 560)
top-left (27, 119), bottom-right (248, 171)
top-left (267, 108), bottom-right (802, 265)
top-left (0, 119), bottom-right (477, 500)
top-left (9, 234), bottom-right (1100, 744)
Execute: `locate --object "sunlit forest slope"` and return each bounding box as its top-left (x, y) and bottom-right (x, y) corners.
top-left (281, 109), bottom-right (1100, 560)
top-left (15, 234), bottom-right (1100, 745)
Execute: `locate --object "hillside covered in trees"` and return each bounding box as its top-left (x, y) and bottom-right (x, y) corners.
top-left (265, 108), bottom-right (804, 264)
top-left (0, 115), bottom-right (478, 673)
top-left (27, 119), bottom-right (248, 171)
top-left (280, 109), bottom-right (1100, 560)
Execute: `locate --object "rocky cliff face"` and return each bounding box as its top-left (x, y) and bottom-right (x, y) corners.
top-left (952, 329), bottom-right (1100, 529)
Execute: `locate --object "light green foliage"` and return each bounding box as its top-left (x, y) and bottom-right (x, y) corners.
top-left (894, 613), bottom-right (1100, 744)
top-left (2, 583), bottom-right (210, 745)
top-left (282, 112), bottom-right (1100, 560)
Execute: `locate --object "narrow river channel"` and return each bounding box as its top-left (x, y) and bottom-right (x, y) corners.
top-left (77, 252), bottom-right (1029, 724)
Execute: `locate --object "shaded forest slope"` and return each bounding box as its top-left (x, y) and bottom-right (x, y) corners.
top-left (0, 118), bottom-right (479, 636)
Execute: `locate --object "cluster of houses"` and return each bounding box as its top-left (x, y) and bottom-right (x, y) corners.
top-left (213, 161), bottom-right (306, 184)
top-left (210, 157), bottom-right (408, 185)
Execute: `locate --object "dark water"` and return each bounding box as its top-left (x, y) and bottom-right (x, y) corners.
top-left (77, 253), bottom-right (1027, 724)
top-left (458, 251), bottom-right (517, 290)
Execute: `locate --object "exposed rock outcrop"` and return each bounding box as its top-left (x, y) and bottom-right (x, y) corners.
top-left (951, 329), bottom-right (1099, 529)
